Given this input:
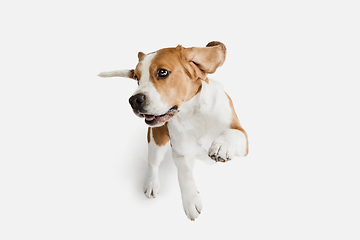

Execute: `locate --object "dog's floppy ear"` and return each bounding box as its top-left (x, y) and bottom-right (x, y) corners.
top-left (98, 69), bottom-right (135, 79)
top-left (180, 41), bottom-right (227, 75)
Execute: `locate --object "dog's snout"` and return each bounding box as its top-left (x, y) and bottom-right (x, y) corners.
top-left (129, 93), bottom-right (146, 110)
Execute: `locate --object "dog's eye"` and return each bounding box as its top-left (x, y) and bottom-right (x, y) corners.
top-left (134, 75), bottom-right (139, 85)
top-left (157, 69), bottom-right (170, 79)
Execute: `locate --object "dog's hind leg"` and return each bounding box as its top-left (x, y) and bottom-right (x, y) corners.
top-left (144, 125), bottom-right (170, 198)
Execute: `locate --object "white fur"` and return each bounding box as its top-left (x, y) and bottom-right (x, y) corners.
top-left (172, 151), bottom-right (202, 221)
top-left (168, 79), bottom-right (234, 155)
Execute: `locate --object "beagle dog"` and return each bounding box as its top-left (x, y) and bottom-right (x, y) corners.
top-left (98, 41), bottom-right (248, 221)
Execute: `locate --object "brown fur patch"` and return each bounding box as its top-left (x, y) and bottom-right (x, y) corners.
top-left (147, 127), bottom-right (151, 143)
top-left (151, 123), bottom-right (170, 146)
top-left (148, 48), bottom-right (203, 108)
top-left (138, 52), bottom-right (146, 61)
top-left (180, 42), bottom-right (227, 74)
top-left (226, 93), bottom-right (249, 156)
top-left (128, 69), bottom-right (135, 78)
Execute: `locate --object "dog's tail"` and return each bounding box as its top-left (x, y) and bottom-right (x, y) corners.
top-left (98, 70), bottom-right (133, 78)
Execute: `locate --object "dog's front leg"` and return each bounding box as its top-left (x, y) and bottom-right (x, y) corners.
top-left (144, 127), bottom-right (169, 198)
top-left (173, 151), bottom-right (203, 221)
top-left (208, 129), bottom-right (248, 162)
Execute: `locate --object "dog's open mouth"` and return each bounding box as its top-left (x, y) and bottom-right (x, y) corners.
top-left (141, 106), bottom-right (179, 126)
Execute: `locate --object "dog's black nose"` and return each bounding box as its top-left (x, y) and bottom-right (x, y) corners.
top-left (129, 93), bottom-right (146, 111)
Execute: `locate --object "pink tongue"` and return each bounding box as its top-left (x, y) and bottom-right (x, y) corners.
top-left (145, 115), bottom-right (155, 121)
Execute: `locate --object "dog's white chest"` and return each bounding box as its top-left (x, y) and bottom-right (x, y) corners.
top-left (167, 79), bottom-right (232, 156)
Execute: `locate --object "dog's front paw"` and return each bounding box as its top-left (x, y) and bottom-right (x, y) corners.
top-left (144, 176), bottom-right (160, 199)
top-left (182, 191), bottom-right (203, 221)
top-left (208, 139), bottom-right (236, 163)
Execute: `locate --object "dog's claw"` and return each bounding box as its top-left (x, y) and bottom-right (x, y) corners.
top-left (195, 206), bottom-right (201, 214)
top-left (209, 154), bottom-right (230, 163)
top-left (208, 138), bottom-right (237, 163)
top-left (144, 177), bottom-right (160, 198)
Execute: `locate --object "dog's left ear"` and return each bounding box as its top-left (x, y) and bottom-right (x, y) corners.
top-left (98, 69), bottom-right (135, 79)
top-left (180, 41), bottom-right (227, 75)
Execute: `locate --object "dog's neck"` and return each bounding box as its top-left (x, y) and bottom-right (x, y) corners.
top-left (179, 79), bottom-right (208, 115)
top-left (171, 78), bottom-right (228, 123)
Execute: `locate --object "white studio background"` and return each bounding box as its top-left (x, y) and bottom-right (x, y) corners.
top-left (0, 0), bottom-right (359, 239)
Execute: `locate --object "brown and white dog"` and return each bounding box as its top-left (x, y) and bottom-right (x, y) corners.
top-left (99, 41), bottom-right (248, 221)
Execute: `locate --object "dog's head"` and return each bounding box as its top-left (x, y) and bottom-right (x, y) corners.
top-left (100, 41), bottom-right (226, 127)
